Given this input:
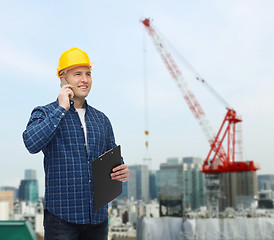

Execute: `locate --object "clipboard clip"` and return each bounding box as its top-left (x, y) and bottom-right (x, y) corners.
top-left (98, 150), bottom-right (115, 160)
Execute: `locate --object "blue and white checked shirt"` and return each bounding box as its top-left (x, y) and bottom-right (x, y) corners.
top-left (23, 100), bottom-right (118, 224)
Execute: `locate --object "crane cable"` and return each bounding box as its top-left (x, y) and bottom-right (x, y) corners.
top-left (143, 26), bottom-right (151, 162)
top-left (153, 23), bottom-right (232, 110)
top-left (158, 28), bottom-right (245, 161)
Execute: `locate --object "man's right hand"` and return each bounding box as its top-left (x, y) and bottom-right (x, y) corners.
top-left (58, 85), bottom-right (74, 111)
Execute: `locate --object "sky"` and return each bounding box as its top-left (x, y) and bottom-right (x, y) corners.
top-left (1, 0), bottom-right (273, 196)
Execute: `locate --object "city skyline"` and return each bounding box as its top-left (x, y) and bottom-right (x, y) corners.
top-left (1, 164), bottom-right (271, 199)
top-left (1, 1), bottom-right (274, 196)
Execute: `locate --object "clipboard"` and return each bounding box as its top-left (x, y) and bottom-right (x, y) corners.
top-left (92, 145), bottom-right (122, 210)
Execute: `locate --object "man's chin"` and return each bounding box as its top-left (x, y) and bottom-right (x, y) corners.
top-left (76, 92), bottom-right (90, 99)
top-left (73, 95), bottom-right (88, 102)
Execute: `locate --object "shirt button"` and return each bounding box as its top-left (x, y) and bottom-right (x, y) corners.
top-left (54, 125), bottom-right (57, 127)
top-left (62, 113), bottom-right (65, 116)
top-left (89, 180), bottom-right (91, 183)
top-left (87, 161), bottom-right (90, 164)
top-left (81, 126), bottom-right (83, 128)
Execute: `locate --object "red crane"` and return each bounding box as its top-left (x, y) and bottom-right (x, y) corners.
top-left (141, 18), bottom-right (258, 174)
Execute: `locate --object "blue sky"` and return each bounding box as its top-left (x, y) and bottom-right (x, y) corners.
top-left (1, 0), bottom-right (274, 195)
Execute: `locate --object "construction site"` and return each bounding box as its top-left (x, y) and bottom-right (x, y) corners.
top-left (133, 18), bottom-right (274, 240)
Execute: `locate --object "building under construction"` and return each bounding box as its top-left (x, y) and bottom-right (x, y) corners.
top-left (219, 171), bottom-right (258, 211)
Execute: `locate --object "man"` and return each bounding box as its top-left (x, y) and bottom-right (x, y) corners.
top-left (23, 47), bottom-right (129, 240)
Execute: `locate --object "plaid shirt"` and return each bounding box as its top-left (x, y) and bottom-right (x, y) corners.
top-left (23, 100), bottom-right (117, 224)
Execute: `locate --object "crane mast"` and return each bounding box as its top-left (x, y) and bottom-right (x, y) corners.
top-left (141, 18), bottom-right (258, 174)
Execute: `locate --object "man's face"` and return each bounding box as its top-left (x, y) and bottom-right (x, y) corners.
top-left (63, 66), bottom-right (92, 100)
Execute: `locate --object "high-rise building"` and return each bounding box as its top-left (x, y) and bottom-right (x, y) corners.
top-left (156, 157), bottom-right (205, 211)
top-left (127, 169), bottom-right (137, 201)
top-left (258, 190), bottom-right (274, 209)
top-left (18, 180), bottom-right (39, 203)
top-left (156, 158), bottom-right (184, 199)
top-left (127, 165), bottom-right (149, 203)
top-left (18, 170), bottom-right (39, 203)
top-left (116, 181), bottom-right (128, 200)
top-left (25, 169), bottom-right (36, 180)
top-left (183, 157), bottom-right (202, 165)
top-left (258, 174), bottom-right (274, 191)
top-left (192, 164), bottom-right (206, 209)
top-left (219, 171), bottom-right (258, 210)
top-left (184, 157), bottom-right (206, 210)
top-left (149, 170), bottom-right (157, 200)
top-left (257, 175), bottom-right (274, 209)
top-left (183, 163), bottom-right (193, 209)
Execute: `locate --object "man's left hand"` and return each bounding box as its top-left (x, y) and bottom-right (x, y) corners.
top-left (111, 164), bottom-right (129, 182)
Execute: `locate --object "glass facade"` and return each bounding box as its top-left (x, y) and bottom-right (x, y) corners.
top-left (128, 165), bottom-right (149, 203)
top-left (156, 157), bottom-right (206, 211)
top-left (258, 174), bottom-right (274, 191)
top-left (18, 180), bottom-right (39, 203)
top-left (24, 169), bottom-right (36, 180)
top-left (149, 170), bottom-right (157, 200)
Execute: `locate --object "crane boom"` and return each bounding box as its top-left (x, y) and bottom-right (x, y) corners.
top-left (141, 18), bottom-right (258, 173)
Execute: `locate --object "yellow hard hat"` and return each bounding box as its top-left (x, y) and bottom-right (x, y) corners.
top-left (57, 47), bottom-right (93, 78)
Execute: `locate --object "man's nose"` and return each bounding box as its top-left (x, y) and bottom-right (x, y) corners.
top-left (82, 75), bottom-right (88, 83)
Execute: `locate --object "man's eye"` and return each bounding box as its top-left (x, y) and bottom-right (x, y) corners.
top-left (87, 73), bottom-right (91, 76)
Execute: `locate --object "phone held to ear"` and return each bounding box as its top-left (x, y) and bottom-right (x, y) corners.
top-left (60, 78), bottom-right (68, 87)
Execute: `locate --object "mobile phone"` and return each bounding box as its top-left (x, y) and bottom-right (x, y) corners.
top-left (60, 78), bottom-right (68, 87)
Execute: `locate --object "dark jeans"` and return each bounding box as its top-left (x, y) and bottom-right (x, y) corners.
top-left (44, 210), bottom-right (108, 240)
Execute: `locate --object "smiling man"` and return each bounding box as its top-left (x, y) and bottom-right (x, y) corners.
top-left (23, 47), bottom-right (129, 240)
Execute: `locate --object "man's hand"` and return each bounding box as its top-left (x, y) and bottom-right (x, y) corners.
top-left (58, 85), bottom-right (74, 111)
top-left (111, 164), bottom-right (129, 182)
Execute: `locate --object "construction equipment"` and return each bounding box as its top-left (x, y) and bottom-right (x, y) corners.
top-left (141, 17), bottom-right (258, 174)
top-left (141, 18), bottom-right (258, 215)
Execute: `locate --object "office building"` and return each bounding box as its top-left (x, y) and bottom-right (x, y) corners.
top-left (18, 180), bottom-right (39, 203)
top-left (128, 165), bottom-right (149, 203)
top-left (156, 157), bottom-right (205, 211)
top-left (127, 169), bottom-right (137, 201)
top-left (156, 158), bottom-right (184, 199)
top-left (18, 169), bottom-right (39, 203)
top-left (25, 169), bottom-right (36, 180)
top-left (0, 187), bottom-right (18, 201)
top-left (192, 164), bottom-right (206, 209)
top-left (258, 190), bottom-right (274, 209)
top-left (257, 176), bottom-right (274, 209)
top-left (183, 157), bottom-right (205, 210)
top-left (149, 170), bottom-right (157, 200)
top-left (258, 174), bottom-right (274, 191)
top-left (0, 190), bottom-right (14, 215)
top-left (183, 157), bottom-right (202, 165)
top-left (117, 181), bottom-right (128, 200)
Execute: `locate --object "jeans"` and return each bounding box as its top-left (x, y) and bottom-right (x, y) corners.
top-left (44, 210), bottom-right (108, 240)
